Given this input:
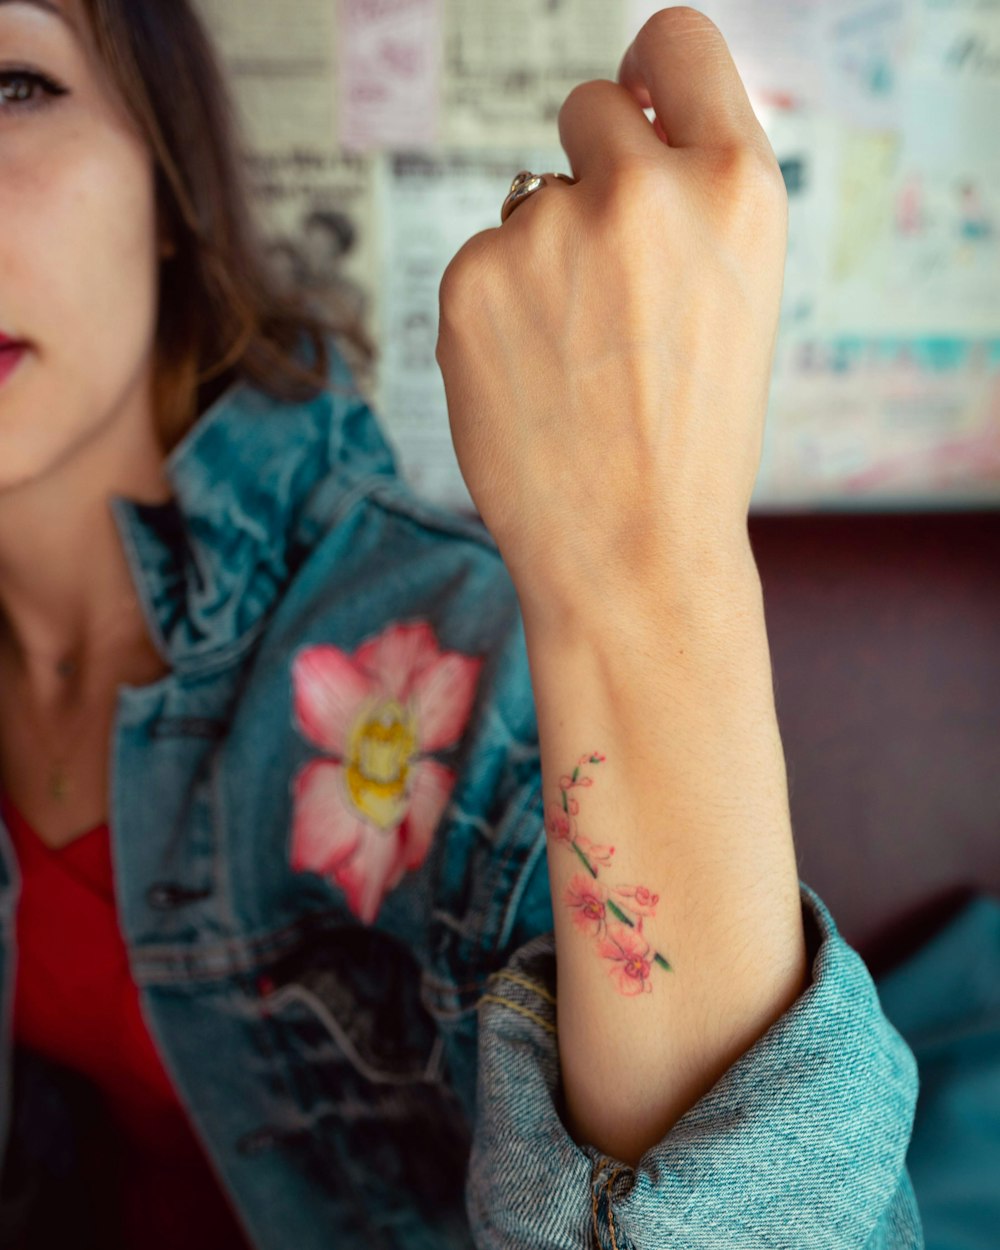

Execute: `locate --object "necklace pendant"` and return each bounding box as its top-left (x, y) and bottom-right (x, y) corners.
top-left (49, 766), bottom-right (70, 802)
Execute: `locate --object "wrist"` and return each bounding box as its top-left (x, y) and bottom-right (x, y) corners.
top-left (514, 531), bottom-right (764, 649)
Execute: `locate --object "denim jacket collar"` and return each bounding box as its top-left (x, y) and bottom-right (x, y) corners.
top-left (109, 340), bottom-right (398, 674)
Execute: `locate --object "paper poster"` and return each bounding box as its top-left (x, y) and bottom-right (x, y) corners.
top-left (440, 0), bottom-right (626, 148)
top-left (374, 146), bottom-right (566, 511)
top-left (338, 0), bottom-right (442, 152)
top-left (247, 149), bottom-right (383, 403)
top-left (762, 337), bottom-right (1000, 507)
top-left (185, 0), bottom-right (1000, 509)
top-left (191, 0), bottom-right (338, 154)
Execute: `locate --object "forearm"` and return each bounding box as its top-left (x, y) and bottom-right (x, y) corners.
top-left (517, 544), bottom-right (809, 1170)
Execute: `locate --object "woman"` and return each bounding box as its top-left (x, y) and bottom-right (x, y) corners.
top-left (0, 1), bottom-right (922, 1247)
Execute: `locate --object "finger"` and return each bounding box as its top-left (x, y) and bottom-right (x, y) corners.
top-left (557, 78), bottom-right (671, 181)
top-left (617, 6), bottom-right (765, 152)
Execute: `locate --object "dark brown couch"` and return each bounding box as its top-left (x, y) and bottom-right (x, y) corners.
top-left (748, 508), bottom-right (1000, 981)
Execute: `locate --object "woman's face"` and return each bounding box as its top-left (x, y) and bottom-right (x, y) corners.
top-left (0, 0), bottom-right (163, 489)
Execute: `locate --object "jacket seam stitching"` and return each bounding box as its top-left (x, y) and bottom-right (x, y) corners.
top-left (606, 1166), bottom-right (627, 1250)
top-left (474, 994), bottom-right (556, 1035)
top-left (487, 969), bottom-right (556, 1004)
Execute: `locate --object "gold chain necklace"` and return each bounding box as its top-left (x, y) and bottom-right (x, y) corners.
top-left (0, 589), bottom-right (148, 803)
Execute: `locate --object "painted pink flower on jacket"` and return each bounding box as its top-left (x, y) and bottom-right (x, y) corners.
top-left (289, 621), bottom-right (483, 925)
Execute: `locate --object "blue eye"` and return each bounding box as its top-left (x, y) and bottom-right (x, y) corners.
top-left (0, 68), bottom-right (68, 115)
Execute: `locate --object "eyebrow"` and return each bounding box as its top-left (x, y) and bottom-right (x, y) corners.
top-left (0, 0), bottom-right (73, 27)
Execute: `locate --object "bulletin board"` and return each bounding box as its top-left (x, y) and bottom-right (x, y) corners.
top-left (192, 0), bottom-right (1000, 514)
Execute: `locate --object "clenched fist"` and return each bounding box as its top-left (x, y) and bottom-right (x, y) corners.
top-left (435, 6), bottom-right (787, 627)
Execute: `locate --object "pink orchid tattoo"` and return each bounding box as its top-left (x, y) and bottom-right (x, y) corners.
top-left (547, 752), bottom-right (673, 995)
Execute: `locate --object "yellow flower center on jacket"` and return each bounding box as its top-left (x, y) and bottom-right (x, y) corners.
top-left (345, 698), bottom-right (418, 829)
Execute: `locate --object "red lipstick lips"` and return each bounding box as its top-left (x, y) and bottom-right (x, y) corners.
top-left (0, 334), bottom-right (28, 388)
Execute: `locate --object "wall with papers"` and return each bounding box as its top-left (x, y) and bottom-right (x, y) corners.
top-left (192, 0), bottom-right (1000, 514)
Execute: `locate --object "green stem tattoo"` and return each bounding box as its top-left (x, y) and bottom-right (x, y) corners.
top-left (544, 752), bottom-right (674, 996)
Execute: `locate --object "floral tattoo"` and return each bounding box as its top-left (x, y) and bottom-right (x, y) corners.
top-left (545, 752), bottom-right (673, 995)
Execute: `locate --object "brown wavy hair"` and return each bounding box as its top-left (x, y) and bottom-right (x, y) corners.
top-left (82, 0), bottom-right (377, 451)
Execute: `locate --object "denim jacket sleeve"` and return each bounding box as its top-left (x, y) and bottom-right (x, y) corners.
top-left (465, 848), bottom-right (925, 1250)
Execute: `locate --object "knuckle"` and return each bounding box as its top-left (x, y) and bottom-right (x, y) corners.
top-left (438, 234), bottom-right (492, 315)
top-left (696, 145), bottom-right (788, 242)
top-left (437, 260), bottom-right (461, 313)
top-left (744, 153), bottom-right (789, 228)
top-left (709, 143), bottom-right (785, 197)
top-left (557, 77), bottom-right (602, 130)
top-left (747, 146), bottom-right (787, 196)
top-left (437, 262), bottom-right (471, 331)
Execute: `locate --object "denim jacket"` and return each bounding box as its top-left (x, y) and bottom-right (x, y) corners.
top-left (0, 335), bottom-right (924, 1249)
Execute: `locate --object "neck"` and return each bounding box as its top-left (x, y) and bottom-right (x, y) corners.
top-left (0, 389), bottom-right (173, 701)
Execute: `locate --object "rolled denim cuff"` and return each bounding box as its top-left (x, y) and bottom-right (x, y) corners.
top-left (466, 880), bottom-right (924, 1249)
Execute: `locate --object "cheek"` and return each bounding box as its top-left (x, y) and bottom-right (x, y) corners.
top-left (0, 123), bottom-right (162, 481)
top-left (0, 124), bottom-right (160, 424)
top-left (37, 132), bottom-right (159, 361)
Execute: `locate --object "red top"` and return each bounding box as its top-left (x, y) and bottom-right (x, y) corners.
top-left (0, 790), bottom-right (253, 1249)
